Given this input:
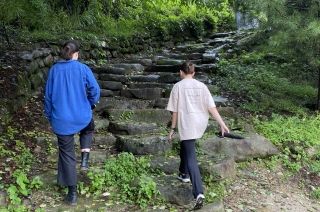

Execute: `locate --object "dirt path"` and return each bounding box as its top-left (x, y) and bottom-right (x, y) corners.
top-left (224, 162), bottom-right (320, 212)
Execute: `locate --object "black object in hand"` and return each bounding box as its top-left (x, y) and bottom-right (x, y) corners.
top-left (217, 132), bottom-right (244, 139)
top-left (91, 104), bottom-right (96, 110)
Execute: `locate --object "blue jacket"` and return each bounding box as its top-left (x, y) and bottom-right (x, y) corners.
top-left (44, 60), bottom-right (100, 135)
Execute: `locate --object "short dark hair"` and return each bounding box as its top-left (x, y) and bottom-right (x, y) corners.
top-left (181, 61), bottom-right (195, 75)
top-left (60, 40), bottom-right (80, 60)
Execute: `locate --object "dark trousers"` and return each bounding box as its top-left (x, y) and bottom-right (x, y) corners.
top-left (56, 119), bottom-right (94, 186)
top-left (179, 139), bottom-right (204, 198)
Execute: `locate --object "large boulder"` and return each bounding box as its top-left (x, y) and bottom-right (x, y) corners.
top-left (199, 200), bottom-right (225, 212)
top-left (201, 134), bottom-right (279, 162)
top-left (150, 156), bottom-right (236, 181)
top-left (156, 175), bottom-right (193, 206)
top-left (199, 157), bottom-right (236, 180)
top-left (116, 135), bottom-right (171, 155)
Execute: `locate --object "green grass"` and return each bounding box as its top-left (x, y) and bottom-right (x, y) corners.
top-left (217, 57), bottom-right (317, 115)
top-left (255, 114), bottom-right (320, 172)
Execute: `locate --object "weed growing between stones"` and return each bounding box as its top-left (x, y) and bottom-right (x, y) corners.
top-left (0, 127), bottom-right (44, 211)
top-left (80, 152), bottom-right (163, 208)
top-left (203, 175), bottom-right (227, 203)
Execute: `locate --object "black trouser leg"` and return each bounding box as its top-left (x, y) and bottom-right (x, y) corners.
top-left (57, 134), bottom-right (77, 186)
top-left (181, 139), bottom-right (204, 198)
top-left (79, 119), bottom-right (94, 170)
top-left (79, 119), bottom-right (94, 149)
top-left (179, 141), bottom-right (189, 175)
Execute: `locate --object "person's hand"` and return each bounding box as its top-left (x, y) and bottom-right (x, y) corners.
top-left (168, 129), bottom-right (175, 142)
top-left (220, 125), bottom-right (230, 137)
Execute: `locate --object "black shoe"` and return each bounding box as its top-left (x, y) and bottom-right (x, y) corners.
top-left (65, 186), bottom-right (77, 206)
top-left (193, 194), bottom-right (205, 210)
top-left (81, 152), bottom-right (90, 171)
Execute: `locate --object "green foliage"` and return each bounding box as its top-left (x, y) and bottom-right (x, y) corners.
top-left (0, 127), bottom-right (43, 210)
top-left (238, 0), bottom-right (320, 77)
top-left (255, 114), bottom-right (320, 171)
top-left (82, 153), bottom-right (161, 208)
top-left (0, 0), bottom-right (234, 42)
top-left (119, 111), bottom-right (134, 121)
top-left (203, 175), bottom-right (226, 203)
top-left (311, 187), bottom-right (320, 199)
top-left (217, 58), bottom-right (317, 114)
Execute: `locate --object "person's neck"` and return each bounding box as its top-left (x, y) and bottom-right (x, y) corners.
top-left (183, 75), bottom-right (193, 79)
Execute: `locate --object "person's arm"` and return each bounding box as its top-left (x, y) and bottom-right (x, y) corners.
top-left (168, 112), bottom-right (178, 141)
top-left (208, 107), bottom-right (230, 136)
top-left (86, 66), bottom-right (100, 108)
top-left (166, 85), bottom-right (178, 142)
top-left (44, 68), bottom-right (53, 122)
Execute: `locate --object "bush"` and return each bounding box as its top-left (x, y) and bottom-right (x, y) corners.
top-left (83, 152), bottom-right (161, 208)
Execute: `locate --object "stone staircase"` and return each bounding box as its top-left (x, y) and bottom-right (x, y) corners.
top-left (90, 32), bottom-right (237, 158)
top-left (31, 31), bottom-right (280, 211)
top-left (77, 32), bottom-right (241, 209)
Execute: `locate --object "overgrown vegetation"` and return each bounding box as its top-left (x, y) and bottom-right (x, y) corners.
top-left (0, 0), bottom-right (234, 43)
top-left (217, 54), bottom-right (317, 114)
top-left (0, 127), bottom-right (44, 211)
top-left (80, 152), bottom-right (161, 208)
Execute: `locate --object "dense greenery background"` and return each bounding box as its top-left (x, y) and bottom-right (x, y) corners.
top-left (0, 0), bottom-right (234, 41)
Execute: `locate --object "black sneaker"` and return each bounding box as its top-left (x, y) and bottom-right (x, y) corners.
top-left (177, 173), bottom-right (191, 183)
top-left (193, 194), bottom-right (205, 210)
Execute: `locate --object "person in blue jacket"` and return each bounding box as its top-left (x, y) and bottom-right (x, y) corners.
top-left (44, 40), bottom-right (100, 205)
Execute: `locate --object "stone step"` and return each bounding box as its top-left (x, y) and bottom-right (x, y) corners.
top-left (112, 63), bottom-right (145, 73)
top-left (94, 117), bottom-right (110, 132)
top-left (150, 155), bottom-right (236, 181)
top-left (162, 52), bottom-right (203, 60)
top-left (109, 121), bottom-right (161, 135)
top-left (96, 97), bottom-right (154, 111)
top-left (121, 87), bottom-right (163, 100)
top-left (208, 38), bottom-right (235, 46)
top-left (116, 134), bottom-right (171, 155)
top-left (154, 98), bottom-right (169, 109)
top-left (93, 134), bottom-right (117, 148)
top-left (173, 43), bottom-right (209, 53)
top-left (210, 31), bottom-right (236, 39)
top-left (155, 58), bottom-right (184, 66)
top-left (124, 58), bottom-right (153, 66)
top-left (144, 72), bottom-right (211, 84)
top-left (98, 80), bottom-right (123, 91)
top-left (127, 82), bottom-right (173, 90)
top-left (107, 109), bottom-right (171, 124)
top-left (145, 64), bottom-right (181, 73)
top-left (91, 65), bottom-right (132, 75)
top-left (195, 64), bottom-right (218, 73)
top-left (129, 74), bottom-right (160, 82)
top-left (99, 73), bottom-right (128, 83)
top-left (100, 89), bottom-right (118, 97)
